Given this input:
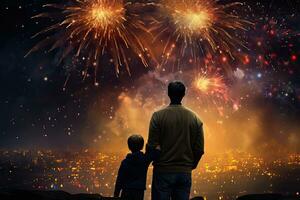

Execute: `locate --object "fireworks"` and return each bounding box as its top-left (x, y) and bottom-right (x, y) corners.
top-left (25, 0), bottom-right (252, 82)
top-left (190, 69), bottom-right (237, 115)
top-left (195, 76), bottom-right (219, 93)
top-left (152, 0), bottom-right (252, 65)
top-left (193, 72), bottom-right (229, 101)
top-left (26, 0), bottom-right (150, 83)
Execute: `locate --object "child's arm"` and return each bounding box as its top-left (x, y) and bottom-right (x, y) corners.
top-left (114, 162), bottom-right (125, 197)
top-left (145, 144), bottom-right (161, 164)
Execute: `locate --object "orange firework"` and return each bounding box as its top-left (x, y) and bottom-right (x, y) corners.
top-left (152, 0), bottom-right (252, 65)
top-left (193, 71), bottom-right (230, 103)
top-left (26, 0), bottom-right (150, 84)
top-left (190, 70), bottom-right (238, 116)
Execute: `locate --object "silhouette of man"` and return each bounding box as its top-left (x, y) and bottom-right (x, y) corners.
top-left (147, 81), bottom-right (204, 200)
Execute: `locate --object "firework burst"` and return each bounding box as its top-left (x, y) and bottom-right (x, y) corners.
top-left (189, 67), bottom-right (241, 115)
top-left (193, 72), bottom-right (229, 102)
top-left (151, 0), bottom-right (252, 66)
top-left (183, 55), bottom-right (233, 109)
top-left (26, 0), bottom-right (150, 84)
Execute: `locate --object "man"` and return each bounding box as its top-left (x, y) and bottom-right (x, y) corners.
top-left (147, 81), bottom-right (204, 200)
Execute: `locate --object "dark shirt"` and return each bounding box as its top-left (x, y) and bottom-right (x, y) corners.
top-left (114, 148), bottom-right (159, 197)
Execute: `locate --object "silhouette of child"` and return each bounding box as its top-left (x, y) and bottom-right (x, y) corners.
top-left (114, 134), bottom-right (160, 200)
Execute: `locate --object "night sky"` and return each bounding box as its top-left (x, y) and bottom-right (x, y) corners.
top-left (0, 0), bottom-right (300, 154)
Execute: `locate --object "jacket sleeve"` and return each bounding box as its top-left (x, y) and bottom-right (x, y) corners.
top-left (192, 117), bottom-right (204, 169)
top-left (147, 112), bottom-right (160, 148)
top-left (114, 162), bottom-right (125, 197)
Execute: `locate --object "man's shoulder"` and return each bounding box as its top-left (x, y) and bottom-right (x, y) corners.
top-left (152, 106), bottom-right (180, 117)
top-left (154, 105), bottom-right (197, 114)
top-left (155, 106), bottom-right (201, 119)
top-left (152, 106), bottom-right (169, 115)
top-left (183, 106), bottom-right (203, 123)
top-left (184, 106), bottom-right (198, 115)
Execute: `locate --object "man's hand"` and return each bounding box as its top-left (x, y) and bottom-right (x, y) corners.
top-left (192, 153), bottom-right (203, 170)
top-left (146, 144), bottom-right (161, 162)
top-left (113, 190), bottom-right (121, 198)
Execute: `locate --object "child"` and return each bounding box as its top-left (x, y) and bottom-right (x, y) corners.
top-left (114, 134), bottom-right (159, 200)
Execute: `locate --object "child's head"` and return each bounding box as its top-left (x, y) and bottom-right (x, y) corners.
top-left (127, 134), bottom-right (144, 153)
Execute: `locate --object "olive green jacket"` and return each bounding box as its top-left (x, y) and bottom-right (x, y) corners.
top-left (147, 104), bottom-right (204, 173)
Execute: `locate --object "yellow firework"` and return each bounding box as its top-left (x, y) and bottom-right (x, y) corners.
top-left (193, 72), bottom-right (229, 102)
top-left (152, 0), bottom-right (251, 64)
top-left (26, 0), bottom-right (149, 83)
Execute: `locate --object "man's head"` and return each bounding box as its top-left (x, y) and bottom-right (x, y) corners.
top-left (168, 81), bottom-right (186, 104)
top-left (127, 134), bottom-right (144, 153)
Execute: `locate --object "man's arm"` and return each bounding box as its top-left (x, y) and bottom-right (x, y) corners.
top-left (145, 144), bottom-right (161, 165)
top-left (147, 112), bottom-right (160, 148)
top-left (192, 118), bottom-right (204, 169)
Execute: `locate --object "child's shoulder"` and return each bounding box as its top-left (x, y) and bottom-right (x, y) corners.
top-left (123, 152), bottom-right (148, 163)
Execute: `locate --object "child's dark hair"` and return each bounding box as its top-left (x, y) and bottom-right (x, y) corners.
top-left (127, 135), bottom-right (144, 152)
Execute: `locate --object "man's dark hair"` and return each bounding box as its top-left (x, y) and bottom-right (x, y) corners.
top-left (168, 81), bottom-right (186, 103)
top-left (127, 134), bottom-right (144, 152)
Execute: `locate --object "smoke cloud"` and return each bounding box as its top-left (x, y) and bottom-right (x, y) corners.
top-left (87, 70), bottom-right (300, 157)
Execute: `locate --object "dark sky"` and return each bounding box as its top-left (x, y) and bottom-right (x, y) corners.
top-left (0, 0), bottom-right (151, 149)
top-left (0, 0), bottom-right (299, 151)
